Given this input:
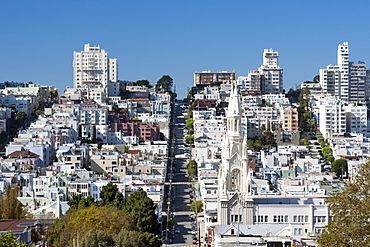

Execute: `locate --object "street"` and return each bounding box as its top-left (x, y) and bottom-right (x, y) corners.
top-left (163, 102), bottom-right (199, 247)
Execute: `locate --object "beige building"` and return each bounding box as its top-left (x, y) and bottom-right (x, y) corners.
top-left (281, 107), bottom-right (298, 131)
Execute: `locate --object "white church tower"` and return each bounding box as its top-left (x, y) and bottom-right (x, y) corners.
top-left (218, 82), bottom-right (254, 225)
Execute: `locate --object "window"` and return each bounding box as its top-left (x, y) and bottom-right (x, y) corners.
top-left (314, 216), bottom-right (326, 223)
top-left (293, 215), bottom-right (308, 223)
top-left (294, 228), bottom-right (303, 235)
top-left (273, 215), bottom-right (288, 223)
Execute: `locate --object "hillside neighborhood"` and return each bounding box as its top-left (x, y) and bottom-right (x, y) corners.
top-left (1, 42), bottom-right (370, 246)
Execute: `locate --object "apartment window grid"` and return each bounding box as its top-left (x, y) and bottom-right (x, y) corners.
top-left (293, 215), bottom-right (308, 223)
top-left (273, 215), bottom-right (288, 223)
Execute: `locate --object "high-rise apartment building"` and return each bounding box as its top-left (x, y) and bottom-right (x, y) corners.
top-left (258, 49), bottom-right (283, 94)
top-left (73, 44), bottom-right (118, 95)
top-left (237, 71), bottom-right (262, 95)
top-left (320, 42), bottom-right (370, 102)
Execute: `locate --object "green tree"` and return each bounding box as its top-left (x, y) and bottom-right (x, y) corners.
top-left (326, 155), bottom-right (334, 163)
top-left (0, 185), bottom-right (26, 219)
top-left (190, 200), bottom-right (203, 214)
top-left (156, 75), bottom-right (173, 92)
top-left (0, 131), bottom-right (8, 144)
top-left (322, 147), bottom-right (333, 155)
top-left (123, 190), bottom-right (160, 236)
top-left (313, 75), bottom-right (320, 83)
top-left (258, 125), bottom-right (276, 148)
top-left (115, 229), bottom-right (161, 247)
top-left (0, 231), bottom-right (27, 247)
top-left (50, 90), bottom-right (59, 101)
top-left (187, 160), bottom-right (198, 178)
top-left (115, 229), bottom-right (144, 247)
top-left (331, 159), bottom-right (347, 177)
top-left (135, 80), bottom-right (150, 87)
top-left (67, 194), bottom-right (96, 211)
top-left (67, 194), bottom-right (83, 210)
top-left (185, 135), bottom-right (194, 145)
top-left (35, 110), bottom-right (44, 115)
top-left (48, 205), bottom-right (128, 247)
top-left (99, 183), bottom-right (124, 208)
top-left (185, 118), bottom-right (194, 129)
top-left (81, 229), bottom-right (115, 247)
top-left (119, 84), bottom-right (131, 99)
top-left (112, 105), bottom-right (120, 114)
top-left (317, 159), bottom-right (370, 246)
top-left (16, 110), bottom-right (27, 126)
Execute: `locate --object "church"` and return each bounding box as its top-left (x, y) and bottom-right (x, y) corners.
top-left (214, 83), bottom-right (327, 246)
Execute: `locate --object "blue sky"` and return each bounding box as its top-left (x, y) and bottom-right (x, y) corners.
top-left (1, 1), bottom-right (370, 98)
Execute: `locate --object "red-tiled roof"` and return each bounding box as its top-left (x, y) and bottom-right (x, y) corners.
top-left (0, 219), bottom-right (37, 232)
top-left (7, 151), bottom-right (39, 158)
top-left (128, 150), bottom-right (141, 154)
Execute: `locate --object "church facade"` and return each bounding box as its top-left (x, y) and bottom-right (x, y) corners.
top-left (217, 83), bottom-right (254, 225)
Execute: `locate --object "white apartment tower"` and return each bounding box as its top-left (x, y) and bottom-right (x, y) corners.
top-left (320, 42), bottom-right (369, 102)
top-left (318, 101), bottom-right (346, 138)
top-left (337, 42), bottom-right (349, 100)
top-left (73, 44), bottom-right (118, 96)
top-left (258, 49), bottom-right (283, 94)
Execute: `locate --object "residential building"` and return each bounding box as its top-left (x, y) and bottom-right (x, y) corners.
top-left (318, 101), bottom-right (346, 138)
top-left (194, 71), bottom-right (236, 86)
top-left (258, 49), bottom-right (283, 94)
top-left (73, 44), bottom-right (118, 97)
top-left (320, 42), bottom-right (370, 102)
top-left (281, 107), bottom-right (299, 131)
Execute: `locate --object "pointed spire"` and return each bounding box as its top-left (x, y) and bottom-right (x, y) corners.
top-left (227, 81), bottom-right (241, 117)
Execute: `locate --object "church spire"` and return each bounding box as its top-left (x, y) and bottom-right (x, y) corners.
top-left (226, 81), bottom-right (242, 135)
top-left (227, 82), bottom-right (242, 118)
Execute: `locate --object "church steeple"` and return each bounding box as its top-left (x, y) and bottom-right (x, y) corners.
top-left (226, 83), bottom-right (242, 135)
top-left (218, 81), bottom-right (253, 225)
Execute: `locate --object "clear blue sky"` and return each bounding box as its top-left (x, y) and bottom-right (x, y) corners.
top-left (1, 0), bottom-right (370, 98)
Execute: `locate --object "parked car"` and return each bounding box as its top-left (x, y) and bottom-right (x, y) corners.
top-left (192, 240), bottom-right (198, 244)
top-left (175, 228), bottom-right (180, 234)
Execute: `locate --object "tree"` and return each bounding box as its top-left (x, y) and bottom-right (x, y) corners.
top-left (190, 200), bottom-right (203, 214)
top-left (35, 110), bottom-right (44, 115)
top-left (326, 155), bottom-right (334, 163)
top-left (331, 159), bottom-right (347, 177)
top-left (48, 205), bottom-right (128, 247)
top-left (99, 183), bottom-right (124, 208)
top-left (0, 131), bottom-right (8, 144)
top-left (156, 75), bottom-right (173, 93)
top-left (115, 229), bottom-right (161, 247)
top-left (49, 90), bottom-right (59, 101)
top-left (67, 194), bottom-right (83, 210)
top-left (313, 75), bottom-right (320, 83)
top-left (258, 125), bottom-right (276, 149)
top-left (81, 229), bottom-right (115, 247)
top-left (135, 80), bottom-right (150, 87)
top-left (16, 110), bottom-right (27, 126)
top-left (187, 160), bottom-right (197, 178)
top-left (185, 118), bottom-right (194, 129)
top-left (112, 105), bottom-right (120, 114)
top-left (115, 229), bottom-right (144, 247)
top-left (123, 190), bottom-right (160, 236)
top-left (317, 159), bottom-right (370, 246)
top-left (185, 135), bottom-right (194, 145)
top-left (0, 231), bottom-right (27, 247)
top-left (0, 185), bottom-right (26, 219)
top-left (322, 147), bottom-right (333, 156)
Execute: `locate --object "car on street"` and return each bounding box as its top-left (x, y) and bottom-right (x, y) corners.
top-left (192, 240), bottom-right (198, 244)
top-left (175, 228), bottom-right (180, 234)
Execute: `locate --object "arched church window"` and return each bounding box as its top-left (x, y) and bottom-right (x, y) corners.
top-left (231, 169), bottom-right (241, 191)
